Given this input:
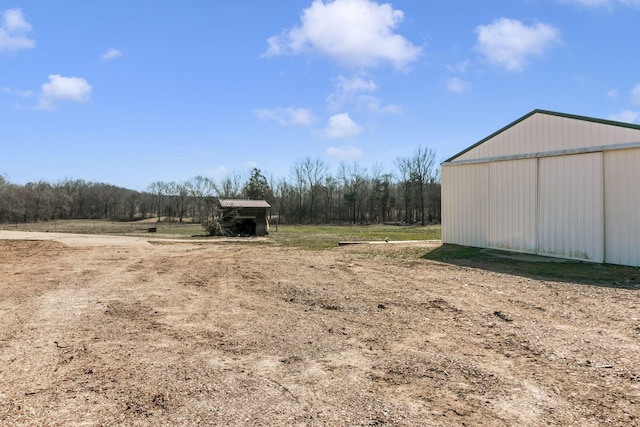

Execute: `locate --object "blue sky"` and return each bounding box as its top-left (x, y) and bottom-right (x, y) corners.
top-left (1, 0), bottom-right (639, 191)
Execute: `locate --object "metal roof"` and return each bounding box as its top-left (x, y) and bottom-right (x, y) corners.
top-left (218, 199), bottom-right (271, 208)
top-left (443, 109), bottom-right (640, 164)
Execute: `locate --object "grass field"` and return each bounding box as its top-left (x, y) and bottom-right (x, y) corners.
top-left (270, 223), bottom-right (441, 249)
top-left (0, 219), bottom-right (441, 247)
top-left (2, 219), bottom-right (638, 287)
top-left (424, 244), bottom-right (640, 289)
top-left (0, 219), bottom-right (204, 237)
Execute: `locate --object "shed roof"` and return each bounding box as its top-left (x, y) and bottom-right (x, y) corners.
top-left (443, 109), bottom-right (640, 164)
top-left (218, 199), bottom-right (271, 208)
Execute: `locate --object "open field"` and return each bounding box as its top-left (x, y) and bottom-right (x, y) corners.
top-left (0, 220), bottom-right (442, 248)
top-left (1, 227), bottom-right (639, 425)
top-left (0, 219), bottom-right (205, 238)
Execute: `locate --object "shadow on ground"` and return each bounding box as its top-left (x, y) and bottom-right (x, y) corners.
top-left (423, 244), bottom-right (640, 290)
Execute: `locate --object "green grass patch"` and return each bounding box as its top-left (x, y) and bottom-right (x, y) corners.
top-left (270, 224), bottom-right (441, 250)
top-left (0, 219), bottom-right (206, 237)
top-left (423, 244), bottom-right (640, 289)
top-left (4, 220), bottom-right (638, 288)
top-left (493, 259), bottom-right (639, 288)
top-left (1, 220), bottom-right (440, 247)
top-left (422, 244), bottom-right (483, 260)
top-left (151, 224), bottom-right (206, 237)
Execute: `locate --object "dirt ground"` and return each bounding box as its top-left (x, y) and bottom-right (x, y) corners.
top-left (0, 231), bottom-right (639, 426)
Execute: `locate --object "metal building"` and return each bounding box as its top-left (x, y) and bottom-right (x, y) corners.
top-left (442, 109), bottom-right (640, 266)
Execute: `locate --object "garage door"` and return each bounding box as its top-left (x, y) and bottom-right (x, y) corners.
top-left (537, 152), bottom-right (604, 262)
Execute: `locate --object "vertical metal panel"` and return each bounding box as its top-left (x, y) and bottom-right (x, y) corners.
top-left (537, 153), bottom-right (604, 262)
top-left (604, 148), bottom-right (640, 266)
top-left (445, 112), bottom-right (640, 266)
top-left (442, 163), bottom-right (489, 247)
top-left (489, 159), bottom-right (537, 253)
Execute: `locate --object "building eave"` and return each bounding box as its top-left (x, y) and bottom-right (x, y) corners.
top-left (442, 109), bottom-right (640, 164)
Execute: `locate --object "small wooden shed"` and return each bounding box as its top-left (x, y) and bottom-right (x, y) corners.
top-left (218, 199), bottom-right (271, 236)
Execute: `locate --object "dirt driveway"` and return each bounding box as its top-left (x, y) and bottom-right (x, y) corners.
top-left (0, 231), bottom-right (638, 426)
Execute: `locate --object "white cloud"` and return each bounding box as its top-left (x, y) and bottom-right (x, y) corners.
top-left (327, 74), bottom-right (401, 113)
top-left (4, 8), bottom-right (31, 32)
top-left (631, 84), bottom-right (640, 105)
top-left (608, 110), bottom-right (639, 123)
top-left (37, 74), bottom-right (93, 111)
top-left (607, 89), bottom-right (618, 98)
top-left (327, 74), bottom-right (377, 109)
top-left (2, 86), bottom-right (34, 98)
top-left (101, 48), bottom-right (123, 61)
top-left (335, 74), bottom-right (377, 94)
top-left (447, 60), bottom-right (470, 74)
top-left (325, 145), bottom-right (363, 160)
top-left (356, 95), bottom-right (402, 113)
top-left (0, 8), bottom-right (35, 53)
top-left (475, 18), bottom-right (560, 71)
top-left (322, 113), bottom-right (363, 139)
top-left (263, 0), bottom-right (421, 70)
top-left (446, 77), bottom-right (471, 94)
top-left (254, 107), bottom-right (317, 126)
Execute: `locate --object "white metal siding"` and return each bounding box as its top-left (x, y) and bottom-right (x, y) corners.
top-left (604, 148), bottom-right (640, 266)
top-left (456, 114), bottom-right (640, 162)
top-left (537, 153), bottom-right (604, 262)
top-left (488, 159), bottom-right (537, 253)
top-left (443, 111), bottom-right (640, 266)
top-left (442, 163), bottom-right (489, 247)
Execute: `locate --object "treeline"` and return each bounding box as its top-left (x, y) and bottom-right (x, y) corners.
top-left (0, 146), bottom-right (441, 226)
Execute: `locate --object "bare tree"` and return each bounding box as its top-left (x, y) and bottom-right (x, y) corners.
top-left (51, 180), bottom-right (71, 220)
top-left (411, 146), bottom-right (436, 226)
top-left (95, 184), bottom-right (117, 219)
top-left (322, 176), bottom-right (338, 224)
top-left (394, 156), bottom-right (414, 224)
top-left (338, 162), bottom-right (368, 224)
top-left (24, 181), bottom-right (52, 222)
top-left (60, 179), bottom-right (79, 218)
top-left (147, 181), bottom-right (168, 220)
top-left (0, 174), bottom-right (11, 222)
top-left (188, 176), bottom-right (218, 223)
top-left (272, 179), bottom-right (292, 230)
top-left (0, 145), bottom-right (440, 226)
top-left (219, 172), bottom-right (243, 199)
top-left (292, 163), bottom-right (307, 224)
top-left (367, 164), bottom-right (392, 224)
top-left (428, 174), bottom-right (441, 223)
top-left (295, 157), bottom-right (328, 224)
top-left (395, 146), bottom-right (436, 225)
top-left (168, 182), bottom-right (190, 223)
